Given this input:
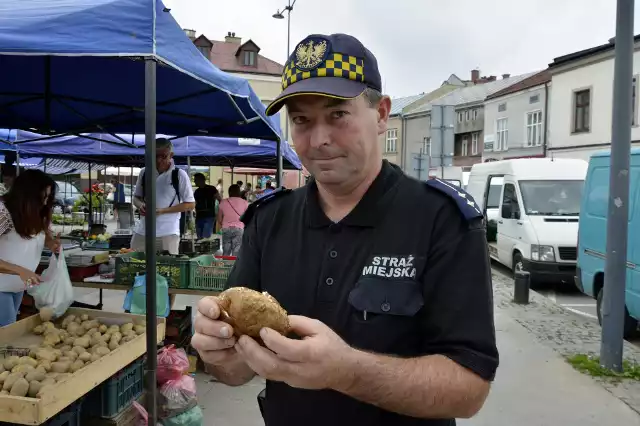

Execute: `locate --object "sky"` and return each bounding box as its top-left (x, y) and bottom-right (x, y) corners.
top-left (163, 0), bottom-right (640, 98)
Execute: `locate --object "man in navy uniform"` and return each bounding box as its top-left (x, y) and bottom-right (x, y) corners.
top-left (192, 33), bottom-right (498, 426)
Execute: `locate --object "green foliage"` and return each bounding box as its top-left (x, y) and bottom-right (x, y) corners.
top-left (567, 354), bottom-right (640, 380)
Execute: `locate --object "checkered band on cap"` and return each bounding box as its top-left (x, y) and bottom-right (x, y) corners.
top-left (282, 53), bottom-right (365, 91)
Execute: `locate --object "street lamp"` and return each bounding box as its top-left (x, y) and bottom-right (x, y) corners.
top-left (272, 0), bottom-right (296, 187)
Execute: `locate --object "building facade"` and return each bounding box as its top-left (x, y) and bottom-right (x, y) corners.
top-left (548, 36), bottom-right (640, 161)
top-left (379, 94), bottom-right (430, 167)
top-left (482, 71), bottom-right (550, 162)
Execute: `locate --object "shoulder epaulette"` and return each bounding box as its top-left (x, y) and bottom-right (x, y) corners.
top-left (425, 177), bottom-right (483, 221)
top-left (240, 187), bottom-right (293, 225)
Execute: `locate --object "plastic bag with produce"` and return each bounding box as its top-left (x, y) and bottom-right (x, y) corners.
top-left (27, 248), bottom-right (73, 319)
top-left (157, 345), bottom-right (190, 385)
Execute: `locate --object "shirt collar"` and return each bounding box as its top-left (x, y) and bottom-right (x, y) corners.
top-left (305, 160), bottom-right (402, 228)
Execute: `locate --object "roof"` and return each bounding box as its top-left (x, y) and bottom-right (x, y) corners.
top-left (406, 72), bottom-right (538, 115)
top-left (469, 158), bottom-right (588, 179)
top-left (390, 94), bottom-right (425, 115)
top-left (550, 35), bottom-right (640, 69)
top-left (209, 38), bottom-right (283, 76)
top-left (485, 70), bottom-right (550, 101)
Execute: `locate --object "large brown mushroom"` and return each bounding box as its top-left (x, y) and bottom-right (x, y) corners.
top-left (217, 287), bottom-right (290, 341)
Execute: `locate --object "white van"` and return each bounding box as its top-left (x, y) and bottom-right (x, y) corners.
top-left (466, 158), bottom-right (588, 283)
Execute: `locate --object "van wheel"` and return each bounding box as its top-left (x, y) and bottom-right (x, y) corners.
top-left (596, 288), bottom-right (638, 339)
top-left (512, 252), bottom-right (524, 277)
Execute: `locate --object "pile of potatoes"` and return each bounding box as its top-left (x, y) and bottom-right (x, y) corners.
top-left (0, 314), bottom-right (145, 399)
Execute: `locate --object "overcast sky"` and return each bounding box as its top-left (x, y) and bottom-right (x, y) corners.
top-left (164, 0), bottom-right (639, 98)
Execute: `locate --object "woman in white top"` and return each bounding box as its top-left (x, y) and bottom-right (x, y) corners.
top-left (0, 170), bottom-right (60, 326)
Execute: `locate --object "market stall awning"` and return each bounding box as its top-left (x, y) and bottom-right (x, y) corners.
top-left (0, 0), bottom-right (280, 141)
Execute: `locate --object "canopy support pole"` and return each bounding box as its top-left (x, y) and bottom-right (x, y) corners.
top-left (144, 58), bottom-right (158, 424)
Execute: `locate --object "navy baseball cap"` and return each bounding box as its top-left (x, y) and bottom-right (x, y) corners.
top-left (265, 33), bottom-right (382, 116)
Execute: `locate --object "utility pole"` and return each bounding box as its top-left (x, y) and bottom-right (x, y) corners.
top-left (600, 0), bottom-right (634, 372)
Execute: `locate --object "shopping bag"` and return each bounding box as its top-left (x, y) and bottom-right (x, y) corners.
top-left (27, 248), bottom-right (74, 319)
top-left (123, 273), bottom-right (170, 317)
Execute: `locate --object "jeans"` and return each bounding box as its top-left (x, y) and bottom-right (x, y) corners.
top-left (196, 217), bottom-right (215, 239)
top-left (222, 227), bottom-right (244, 256)
top-left (0, 291), bottom-right (23, 327)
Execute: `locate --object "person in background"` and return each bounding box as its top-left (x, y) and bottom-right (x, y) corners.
top-left (0, 170), bottom-right (60, 326)
top-left (193, 173), bottom-right (221, 239)
top-left (217, 184), bottom-right (248, 256)
top-left (236, 180), bottom-right (244, 192)
top-left (110, 178), bottom-right (129, 228)
top-left (216, 178), bottom-right (223, 197)
top-left (131, 138), bottom-right (195, 254)
top-left (241, 183), bottom-right (252, 201)
top-left (256, 180), bottom-right (275, 200)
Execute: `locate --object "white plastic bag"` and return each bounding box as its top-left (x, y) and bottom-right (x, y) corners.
top-left (28, 248), bottom-right (74, 319)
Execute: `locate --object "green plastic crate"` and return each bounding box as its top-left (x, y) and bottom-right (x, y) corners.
top-left (84, 358), bottom-right (144, 419)
top-left (189, 255), bottom-right (235, 291)
top-left (114, 252), bottom-right (196, 288)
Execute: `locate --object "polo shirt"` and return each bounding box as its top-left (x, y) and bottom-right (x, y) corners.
top-left (133, 164), bottom-right (195, 237)
top-left (226, 160), bottom-right (498, 426)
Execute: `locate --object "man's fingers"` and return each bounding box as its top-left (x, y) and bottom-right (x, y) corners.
top-left (260, 328), bottom-right (309, 362)
top-left (287, 315), bottom-right (324, 337)
top-left (236, 335), bottom-right (291, 380)
top-left (190, 331), bottom-right (236, 352)
top-left (197, 296), bottom-right (221, 320)
top-left (194, 312), bottom-right (234, 339)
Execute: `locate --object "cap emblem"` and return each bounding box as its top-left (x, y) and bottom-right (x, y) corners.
top-left (295, 39), bottom-right (328, 71)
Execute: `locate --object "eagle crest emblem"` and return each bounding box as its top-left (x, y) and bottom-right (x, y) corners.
top-left (295, 39), bottom-right (328, 70)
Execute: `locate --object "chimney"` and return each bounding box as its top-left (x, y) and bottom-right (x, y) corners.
top-left (471, 69), bottom-right (480, 83)
top-left (183, 29), bottom-right (196, 41)
top-left (502, 73), bottom-right (511, 79)
top-left (225, 32), bottom-right (242, 44)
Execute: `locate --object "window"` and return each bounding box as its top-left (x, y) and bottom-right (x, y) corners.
top-left (197, 45), bottom-right (210, 58)
top-left (633, 77), bottom-right (637, 125)
top-left (465, 110), bottom-right (470, 121)
top-left (573, 89), bottom-right (591, 133)
top-left (472, 132), bottom-right (479, 155)
top-left (461, 137), bottom-right (468, 156)
top-left (385, 129), bottom-right (398, 153)
top-left (529, 94), bottom-right (540, 104)
top-left (501, 183), bottom-right (520, 219)
top-left (243, 50), bottom-right (257, 66)
top-left (526, 111), bottom-right (543, 147)
top-left (496, 118), bottom-right (508, 151)
top-left (498, 103), bottom-right (507, 112)
top-left (423, 137), bottom-right (431, 156)
top-left (457, 112), bottom-right (463, 123)
top-left (487, 176), bottom-right (504, 208)
top-left (473, 109), bottom-right (479, 120)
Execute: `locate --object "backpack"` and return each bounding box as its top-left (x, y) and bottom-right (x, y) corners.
top-left (141, 168), bottom-right (186, 237)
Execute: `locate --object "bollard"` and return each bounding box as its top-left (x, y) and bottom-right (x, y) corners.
top-left (513, 271), bottom-right (531, 304)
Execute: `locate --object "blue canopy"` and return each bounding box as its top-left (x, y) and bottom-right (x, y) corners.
top-left (0, 130), bottom-right (303, 170)
top-left (0, 0), bottom-right (280, 140)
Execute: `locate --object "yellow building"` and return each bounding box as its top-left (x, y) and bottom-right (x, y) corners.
top-left (186, 30), bottom-right (294, 191)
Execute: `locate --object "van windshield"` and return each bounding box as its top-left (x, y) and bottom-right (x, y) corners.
top-left (519, 180), bottom-right (584, 216)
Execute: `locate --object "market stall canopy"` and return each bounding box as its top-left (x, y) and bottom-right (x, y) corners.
top-left (0, 130), bottom-right (303, 170)
top-left (0, 0), bottom-right (280, 141)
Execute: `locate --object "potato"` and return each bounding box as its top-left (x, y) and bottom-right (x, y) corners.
top-left (28, 380), bottom-right (42, 398)
top-left (61, 315), bottom-right (76, 328)
top-left (74, 336), bottom-right (90, 349)
top-left (90, 335), bottom-right (105, 347)
top-left (98, 324), bottom-right (108, 333)
top-left (18, 357), bottom-right (37, 367)
top-left (39, 307), bottom-right (54, 322)
top-left (123, 330), bottom-right (137, 339)
top-left (74, 316), bottom-right (82, 324)
top-left (217, 287), bottom-right (290, 340)
top-left (55, 373), bottom-right (70, 383)
top-left (69, 360), bottom-right (84, 373)
top-left (9, 378), bottom-right (29, 397)
top-left (57, 357), bottom-right (72, 364)
top-left (102, 332), bottom-right (112, 342)
top-left (25, 370), bottom-right (46, 382)
top-left (94, 346), bottom-right (110, 357)
top-left (3, 356), bottom-right (19, 371)
top-left (62, 351), bottom-right (78, 361)
top-left (3, 372), bottom-right (24, 391)
top-left (66, 322), bottom-right (80, 334)
top-left (72, 346), bottom-right (86, 355)
top-left (133, 325), bottom-right (146, 335)
top-left (58, 345), bottom-right (72, 353)
top-left (33, 325), bottom-right (45, 335)
top-left (122, 335), bottom-right (135, 343)
top-left (108, 340), bottom-right (120, 351)
top-left (42, 321), bottom-right (55, 331)
top-left (108, 325), bottom-right (119, 333)
top-left (120, 323), bottom-right (134, 333)
top-left (89, 354), bottom-right (101, 362)
top-left (0, 371), bottom-right (10, 384)
top-left (37, 384), bottom-right (54, 398)
top-left (35, 349), bottom-right (57, 362)
top-left (80, 314), bottom-right (89, 322)
top-left (0, 364), bottom-right (4, 374)
top-left (11, 365), bottom-right (34, 374)
top-left (37, 361), bottom-right (50, 372)
top-left (43, 333), bottom-right (61, 347)
top-left (63, 337), bottom-right (75, 346)
top-left (78, 352), bottom-right (92, 362)
top-left (58, 330), bottom-right (69, 341)
top-left (51, 361), bottom-right (70, 374)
